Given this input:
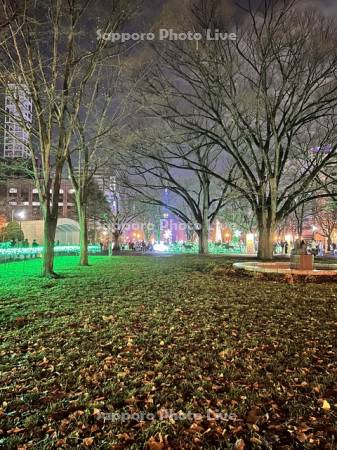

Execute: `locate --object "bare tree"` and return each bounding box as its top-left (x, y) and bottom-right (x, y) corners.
top-left (277, 200), bottom-right (313, 240)
top-left (67, 52), bottom-right (143, 265)
top-left (120, 132), bottom-right (233, 254)
top-left (145, 0), bottom-right (337, 259)
top-left (313, 200), bottom-right (337, 250)
top-left (68, 70), bottom-right (120, 264)
top-left (0, 0), bottom-right (17, 41)
top-left (0, 0), bottom-right (133, 276)
top-left (220, 197), bottom-right (256, 234)
top-left (91, 186), bottom-right (145, 252)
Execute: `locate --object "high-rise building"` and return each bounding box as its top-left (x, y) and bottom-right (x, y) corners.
top-left (3, 84), bottom-right (32, 158)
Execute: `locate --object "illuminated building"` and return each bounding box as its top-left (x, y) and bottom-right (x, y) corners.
top-left (0, 178), bottom-right (76, 221)
top-left (2, 84), bottom-right (32, 158)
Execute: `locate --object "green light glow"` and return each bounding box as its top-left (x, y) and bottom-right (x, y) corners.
top-left (166, 242), bottom-right (245, 254)
top-left (0, 245), bottom-right (101, 260)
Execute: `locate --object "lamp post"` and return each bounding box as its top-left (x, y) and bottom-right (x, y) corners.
top-left (11, 209), bottom-right (25, 224)
top-left (17, 211), bottom-right (25, 230)
top-left (9, 210), bottom-right (25, 246)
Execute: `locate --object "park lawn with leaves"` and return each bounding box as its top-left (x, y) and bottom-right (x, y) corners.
top-left (0, 255), bottom-right (336, 450)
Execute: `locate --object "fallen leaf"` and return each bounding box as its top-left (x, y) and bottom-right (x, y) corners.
top-left (83, 437), bottom-right (94, 447)
top-left (102, 315), bottom-right (114, 322)
top-left (234, 438), bottom-right (245, 450)
top-left (250, 437), bottom-right (262, 445)
top-left (7, 427), bottom-right (25, 434)
top-left (322, 400), bottom-right (331, 411)
top-left (246, 406), bottom-right (261, 424)
top-left (147, 435), bottom-right (165, 450)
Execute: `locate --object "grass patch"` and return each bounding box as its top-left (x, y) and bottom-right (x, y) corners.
top-left (0, 255), bottom-right (336, 449)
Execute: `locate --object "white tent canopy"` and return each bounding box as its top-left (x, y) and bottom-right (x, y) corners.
top-left (55, 220), bottom-right (80, 244)
top-left (20, 218), bottom-right (80, 245)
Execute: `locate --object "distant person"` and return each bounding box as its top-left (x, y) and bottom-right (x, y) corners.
top-left (32, 239), bottom-right (39, 248)
top-left (310, 239), bottom-right (316, 255)
top-left (293, 239), bottom-right (302, 255)
top-left (284, 241), bottom-right (289, 255)
top-left (300, 240), bottom-right (307, 254)
top-left (23, 238), bottom-right (29, 248)
top-left (99, 241), bottom-right (103, 252)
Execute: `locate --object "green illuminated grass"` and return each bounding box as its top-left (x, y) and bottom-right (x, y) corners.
top-left (0, 255), bottom-right (336, 449)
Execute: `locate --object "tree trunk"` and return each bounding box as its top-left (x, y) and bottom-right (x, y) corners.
top-left (257, 179), bottom-right (277, 260)
top-left (257, 205), bottom-right (276, 260)
top-left (79, 205), bottom-right (89, 266)
top-left (327, 235), bottom-right (332, 252)
top-left (257, 224), bottom-right (274, 259)
top-left (112, 232), bottom-right (121, 252)
top-left (256, 206), bottom-right (277, 260)
top-left (42, 215), bottom-right (57, 277)
top-left (197, 177), bottom-right (210, 255)
top-left (197, 221), bottom-right (209, 255)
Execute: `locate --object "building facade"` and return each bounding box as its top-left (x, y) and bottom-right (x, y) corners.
top-left (0, 178), bottom-right (77, 221)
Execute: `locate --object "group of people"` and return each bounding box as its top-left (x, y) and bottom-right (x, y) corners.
top-left (330, 243), bottom-right (337, 253)
top-left (99, 240), bottom-right (154, 253)
top-left (273, 241), bottom-right (289, 254)
top-left (8, 239), bottom-right (65, 248)
top-left (307, 240), bottom-right (325, 256)
top-left (9, 238), bottom-right (39, 248)
top-left (274, 239), bottom-right (328, 256)
top-left (128, 241), bottom-right (153, 252)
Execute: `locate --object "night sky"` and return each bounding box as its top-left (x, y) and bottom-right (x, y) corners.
top-left (141, 0), bottom-right (337, 18)
top-left (127, 0), bottom-right (337, 35)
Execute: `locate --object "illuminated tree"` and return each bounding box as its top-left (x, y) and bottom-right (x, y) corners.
top-left (3, 220), bottom-right (23, 242)
top-left (105, 198), bottom-right (144, 252)
top-left (0, 213), bottom-right (6, 240)
top-left (313, 200), bottom-right (337, 250)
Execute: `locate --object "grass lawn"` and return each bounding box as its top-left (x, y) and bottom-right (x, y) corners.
top-left (0, 255), bottom-right (336, 449)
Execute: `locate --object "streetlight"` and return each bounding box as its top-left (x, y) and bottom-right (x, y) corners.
top-left (17, 211), bottom-right (25, 233)
top-left (12, 209), bottom-right (25, 223)
top-left (17, 211), bottom-right (25, 220)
